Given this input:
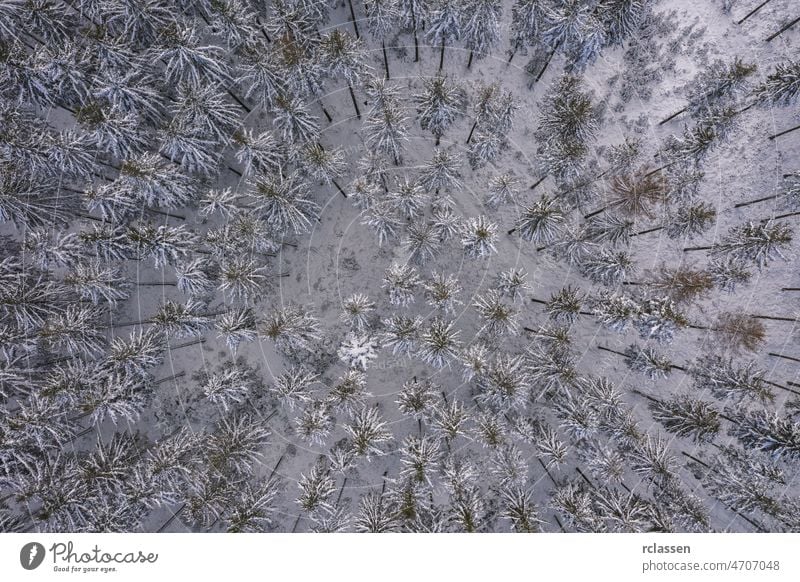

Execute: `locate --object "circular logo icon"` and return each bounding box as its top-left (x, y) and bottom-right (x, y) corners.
top-left (20, 542), bottom-right (46, 570)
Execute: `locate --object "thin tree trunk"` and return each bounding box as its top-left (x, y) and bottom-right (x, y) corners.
top-left (413, 30), bottom-right (419, 62)
top-left (507, 46), bottom-right (517, 64)
top-left (781, 287), bottom-right (800, 291)
top-left (584, 204), bottom-right (612, 220)
top-left (382, 41), bottom-right (390, 79)
top-left (439, 40), bottom-right (445, 71)
top-left (764, 210), bottom-right (800, 221)
top-left (155, 371), bottom-right (185, 385)
top-left (466, 120), bottom-right (478, 144)
top-left (507, 227), bottom-right (517, 235)
top-left (658, 106), bottom-right (688, 125)
top-left (347, 0), bottom-right (360, 38)
top-left (736, 0), bottom-right (774, 24)
top-left (157, 503), bottom-right (186, 532)
top-left (630, 225), bottom-right (664, 237)
top-left (529, 175), bottom-right (547, 190)
top-left (321, 105), bottom-right (333, 123)
top-left (768, 123), bottom-right (800, 140)
top-left (147, 208), bottom-right (186, 221)
top-left (227, 89), bottom-right (252, 114)
top-left (765, 15), bottom-right (800, 42)
top-left (734, 193), bottom-right (779, 208)
top-left (137, 281), bottom-right (177, 286)
top-left (535, 41), bottom-right (561, 83)
top-left (644, 159), bottom-right (678, 178)
top-left (762, 379), bottom-right (800, 396)
top-left (467, 50), bottom-right (474, 69)
top-left (750, 314), bottom-right (797, 321)
top-left (768, 352), bottom-right (800, 363)
top-left (348, 83), bottom-right (361, 119)
top-left (682, 245), bottom-right (713, 252)
top-left (332, 179), bottom-right (348, 198)
top-left (171, 338), bottom-right (206, 350)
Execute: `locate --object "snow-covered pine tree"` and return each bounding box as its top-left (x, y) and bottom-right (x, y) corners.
top-left (270, 365), bottom-right (317, 411)
top-left (150, 298), bottom-right (213, 338)
top-left (364, 0), bottom-right (400, 78)
top-left (363, 93), bottom-right (410, 165)
top-left (218, 257), bottom-right (268, 304)
top-left (690, 355), bottom-right (774, 404)
top-left (382, 262), bottom-right (421, 307)
top-left (600, 0), bottom-right (650, 47)
top-left (542, 0), bottom-right (606, 71)
top-left (403, 221), bottom-right (441, 266)
top-left (418, 318), bottom-right (462, 368)
top-left (462, 0), bottom-right (502, 68)
top-left (414, 75), bottom-right (466, 145)
top-left (387, 176), bottom-right (428, 219)
top-left (338, 333), bottom-right (380, 370)
top-left (259, 304), bottom-right (321, 354)
top-left (64, 261), bottom-right (131, 306)
top-left (509, 0), bottom-right (547, 60)
top-left (634, 295), bottom-right (687, 344)
top-left (382, 314), bottom-right (423, 357)
top-left (249, 171), bottom-right (320, 236)
top-left (417, 148), bottom-right (463, 193)
top-left (327, 369), bottom-right (372, 417)
top-left (590, 291), bottom-right (640, 333)
top-left (460, 215), bottom-right (498, 258)
top-left (753, 60), bottom-right (800, 106)
top-left (345, 406), bottom-right (393, 459)
top-left (580, 248), bottom-right (635, 286)
top-left (649, 395), bottom-right (720, 443)
top-left (340, 293), bottom-right (376, 332)
top-left (485, 172), bottom-right (520, 209)
top-left (711, 220), bottom-right (792, 269)
top-left (362, 202), bottom-right (403, 246)
top-left (422, 272), bottom-right (463, 314)
top-left (624, 343), bottom-right (673, 380)
top-left (495, 268), bottom-right (530, 302)
top-left (427, 0), bottom-right (463, 70)
top-left (396, 377), bottom-right (439, 418)
top-left (473, 290), bottom-right (520, 336)
top-left (512, 194), bottom-right (566, 243)
top-left (545, 285), bottom-right (585, 325)
top-left (318, 29), bottom-right (368, 118)
top-left (665, 202), bottom-right (717, 239)
top-left (201, 365), bottom-right (252, 412)
top-left (478, 354), bottom-right (530, 411)
top-left (727, 408), bottom-right (800, 461)
top-left (232, 128), bottom-right (283, 176)
top-left (271, 95), bottom-right (320, 144)
top-left (215, 306), bottom-right (257, 353)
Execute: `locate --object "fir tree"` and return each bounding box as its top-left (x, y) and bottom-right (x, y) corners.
top-left (417, 149), bottom-right (463, 193)
top-left (423, 272), bottom-right (463, 314)
top-left (418, 318), bottom-right (462, 368)
top-left (690, 355), bottom-right (774, 404)
top-left (512, 194), bottom-right (566, 243)
top-left (383, 262), bottom-right (421, 307)
top-left (650, 395), bottom-right (720, 443)
top-left (414, 75), bottom-right (466, 144)
top-left (338, 333), bottom-right (380, 371)
top-left (382, 314), bottom-right (423, 357)
top-left (753, 60), bottom-right (800, 106)
top-left (460, 215), bottom-right (498, 258)
top-left (346, 406), bottom-right (393, 459)
top-left (462, 0), bottom-right (502, 68)
top-left (427, 0), bottom-right (463, 70)
top-left (728, 408), bottom-right (800, 461)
